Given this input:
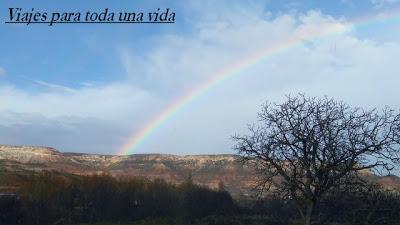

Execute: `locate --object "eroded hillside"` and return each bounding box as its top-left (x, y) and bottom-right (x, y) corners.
top-left (0, 145), bottom-right (257, 197)
top-left (1, 145), bottom-right (399, 197)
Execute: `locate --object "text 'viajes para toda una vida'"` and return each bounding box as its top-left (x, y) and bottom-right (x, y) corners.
top-left (7, 8), bottom-right (176, 26)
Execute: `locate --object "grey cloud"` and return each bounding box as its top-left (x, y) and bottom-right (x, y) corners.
top-left (0, 113), bottom-right (129, 154)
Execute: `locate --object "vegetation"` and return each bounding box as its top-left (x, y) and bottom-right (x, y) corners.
top-left (234, 94), bottom-right (400, 225)
top-left (0, 171), bottom-right (399, 225)
top-left (0, 172), bottom-right (237, 225)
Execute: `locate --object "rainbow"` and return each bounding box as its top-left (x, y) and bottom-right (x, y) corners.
top-left (116, 10), bottom-right (400, 155)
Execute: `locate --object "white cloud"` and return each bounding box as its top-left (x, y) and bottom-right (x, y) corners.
top-left (370, 0), bottom-right (400, 7)
top-left (34, 80), bottom-right (78, 94)
top-left (0, 67), bottom-right (5, 77)
top-left (1, 6), bottom-right (399, 154)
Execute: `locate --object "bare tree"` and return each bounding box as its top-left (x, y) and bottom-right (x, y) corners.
top-left (233, 94), bottom-right (400, 225)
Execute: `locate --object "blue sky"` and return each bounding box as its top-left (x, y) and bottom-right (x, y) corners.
top-left (0, 0), bottom-right (400, 154)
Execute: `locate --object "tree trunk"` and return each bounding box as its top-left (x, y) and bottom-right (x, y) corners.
top-left (304, 201), bottom-right (315, 225)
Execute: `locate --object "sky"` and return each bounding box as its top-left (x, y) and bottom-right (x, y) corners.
top-left (0, 0), bottom-right (400, 155)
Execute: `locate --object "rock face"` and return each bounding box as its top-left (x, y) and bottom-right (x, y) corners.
top-left (0, 145), bottom-right (256, 197)
top-left (0, 145), bottom-right (61, 163)
top-left (0, 144), bottom-right (399, 197)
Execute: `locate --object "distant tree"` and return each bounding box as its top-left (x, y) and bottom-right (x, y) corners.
top-left (0, 194), bottom-right (20, 225)
top-left (233, 94), bottom-right (400, 225)
top-left (317, 183), bottom-right (400, 224)
top-left (180, 172), bottom-right (195, 192)
top-left (183, 186), bottom-right (236, 224)
top-left (218, 180), bottom-right (226, 192)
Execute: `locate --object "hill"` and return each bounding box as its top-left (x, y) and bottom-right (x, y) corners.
top-left (0, 144), bottom-right (399, 197)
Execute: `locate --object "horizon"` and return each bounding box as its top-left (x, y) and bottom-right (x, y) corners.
top-left (0, 144), bottom-right (238, 156)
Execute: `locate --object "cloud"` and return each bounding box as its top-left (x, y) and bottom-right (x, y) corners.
top-left (1, 5), bottom-right (399, 154)
top-left (370, 0), bottom-right (400, 7)
top-left (0, 67), bottom-right (5, 77)
top-left (0, 112), bottom-right (126, 154)
top-left (34, 80), bottom-right (78, 94)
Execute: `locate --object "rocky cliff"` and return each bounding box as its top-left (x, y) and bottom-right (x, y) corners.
top-left (0, 145), bottom-right (256, 197)
top-left (0, 144), bottom-right (399, 197)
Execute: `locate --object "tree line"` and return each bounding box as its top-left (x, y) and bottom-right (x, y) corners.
top-left (1, 170), bottom-right (400, 225)
top-left (0, 172), bottom-right (237, 225)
